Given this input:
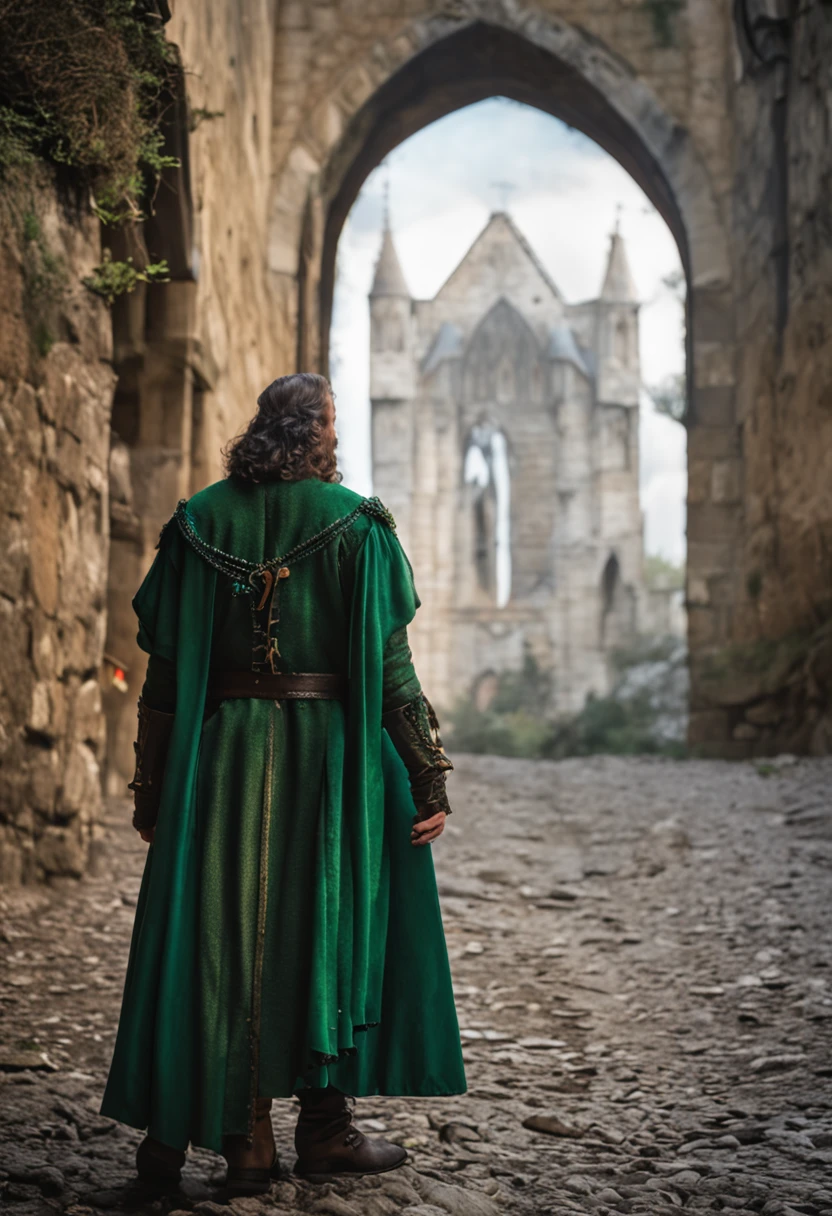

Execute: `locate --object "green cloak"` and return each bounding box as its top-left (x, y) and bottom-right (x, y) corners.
top-left (100, 478), bottom-right (466, 1153)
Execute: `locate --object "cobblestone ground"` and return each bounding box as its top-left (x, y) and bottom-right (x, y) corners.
top-left (2, 754), bottom-right (832, 1216)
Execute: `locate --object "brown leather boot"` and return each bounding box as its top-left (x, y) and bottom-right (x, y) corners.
top-left (293, 1087), bottom-right (407, 1180)
top-left (223, 1097), bottom-right (281, 1197)
top-left (135, 1135), bottom-right (186, 1185)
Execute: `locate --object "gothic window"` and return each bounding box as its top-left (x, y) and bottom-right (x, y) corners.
top-left (473, 493), bottom-right (493, 589)
top-left (601, 552), bottom-right (620, 618)
top-left (463, 425), bottom-right (511, 608)
top-left (600, 551), bottom-right (635, 647)
top-left (464, 299), bottom-right (541, 407)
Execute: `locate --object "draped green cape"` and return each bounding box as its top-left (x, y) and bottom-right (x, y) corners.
top-left (100, 478), bottom-right (465, 1153)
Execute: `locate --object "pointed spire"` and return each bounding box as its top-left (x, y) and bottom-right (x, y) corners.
top-left (600, 228), bottom-right (638, 303)
top-left (370, 222), bottom-right (410, 299)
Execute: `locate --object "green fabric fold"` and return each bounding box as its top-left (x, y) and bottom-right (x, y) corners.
top-left (100, 477), bottom-right (465, 1152)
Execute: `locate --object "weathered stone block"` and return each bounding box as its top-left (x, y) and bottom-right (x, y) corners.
top-left (35, 824), bottom-right (87, 878)
top-left (711, 459), bottom-right (741, 504)
top-left (0, 826), bottom-right (27, 885)
top-left (687, 539), bottom-right (738, 578)
top-left (62, 742), bottom-right (99, 816)
top-left (687, 605), bottom-right (720, 647)
top-left (31, 611), bottom-right (58, 681)
top-left (73, 679), bottom-right (104, 751)
top-left (27, 476), bottom-right (60, 615)
top-left (687, 575), bottom-right (710, 606)
top-left (745, 697), bottom-right (783, 726)
top-left (687, 459), bottom-right (710, 505)
top-left (691, 286), bottom-right (736, 343)
top-left (732, 721), bottom-right (759, 740)
top-left (687, 424), bottom-right (741, 461)
top-left (689, 384), bottom-right (735, 428)
top-left (687, 708), bottom-right (731, 745)
top-left (0, 516), bottom-right (28, 603)
top-left (27, 747), bottom-right (60, 815)
top-left (687, 502), bottom-right (741, 546)
top-left (28, 681), bottom-right (52, 736)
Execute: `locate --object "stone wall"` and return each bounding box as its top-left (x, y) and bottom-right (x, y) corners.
top-left (265, 0), bottom-right (829, 758)
top-left (688, 2), bottom-right (832, 756)
top-left (163, 0), bottom-right (282, 477)
top-left (103, 1), bottom-right (283, 790)
top-left (3, 0), bottom-right (831, 886)
top-left (267, 0), bottom-right (742, 755)
top-left (0, 174), bottom-right (114, 882)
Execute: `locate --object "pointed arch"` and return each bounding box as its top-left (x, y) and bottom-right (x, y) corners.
top-left (275, 4), bottom-right (740, 747)
top-left (300, 15), bottom-right (731, 381)
top-left (463, 297), bottom-right (543, 407)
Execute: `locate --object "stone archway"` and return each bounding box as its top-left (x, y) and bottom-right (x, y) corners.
top-left (273, 9), bottom-right (738, 751)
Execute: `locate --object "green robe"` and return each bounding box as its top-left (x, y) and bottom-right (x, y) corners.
top-left (100, 477), bottom-right (466, 1153)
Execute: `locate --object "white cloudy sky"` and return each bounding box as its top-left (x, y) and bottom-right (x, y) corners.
top-left (330, 97), bottom-right (687, 564)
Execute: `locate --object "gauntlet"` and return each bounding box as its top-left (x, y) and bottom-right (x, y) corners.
top-left (127, 698), bottom-right (175, 833)
top-left (382, 693), bottom-right (453, 821)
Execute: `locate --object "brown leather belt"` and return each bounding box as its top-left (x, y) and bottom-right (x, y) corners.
top-left (208, 670), bottom-right (347, 701)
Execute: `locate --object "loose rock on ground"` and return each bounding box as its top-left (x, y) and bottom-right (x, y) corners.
top-left (2, 754), bottom-right (832, 1214)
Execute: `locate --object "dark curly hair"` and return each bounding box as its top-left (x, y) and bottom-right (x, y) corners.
top-left (223, 373), bottom-right (341, 484)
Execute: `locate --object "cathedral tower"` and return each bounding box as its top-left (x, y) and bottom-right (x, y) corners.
top-left (596, 227), bottom-right (640, 406)
top-left (593, 227), bottom-right (643, 648)
top-left (369, 222), bottom-right (415, 548)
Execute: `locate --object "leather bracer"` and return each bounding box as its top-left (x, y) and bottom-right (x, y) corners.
top-left (127, 698), bottom-right (175, 833)
top-left (382, 693), bottom-right (453, 821)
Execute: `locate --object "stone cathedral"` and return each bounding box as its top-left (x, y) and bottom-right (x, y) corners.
top-left (369, 210), bottom-right (647, 716)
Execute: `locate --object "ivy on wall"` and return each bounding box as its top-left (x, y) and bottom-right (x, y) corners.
top-left (83, 249), bottom-right (169, 304)
top-left (0, 0), bottom-right (178, 219)
top-left (0, 0), bottom-right (176, 311)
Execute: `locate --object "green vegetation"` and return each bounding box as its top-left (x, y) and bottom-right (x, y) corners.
top-left (0, 2), bottom-right (181, 319)
top-left (609, 633), bottom-right (681, 673)
top-left (189, 107), bottom-right (225, 133)
top-left (645, 554), bottom-right (685, 591)
top-left (700, 627), bottom-right (813, 685)
top-left (548, 687), bottom-right (686, 759)
top-left (0, 0), bottom-right (179, 223)
top-left (648, 372), bottom-right (687, 425)
top-left (83, 249), bottom-right (169, 304)
top-left (646, 270), bottom-right (687, 422)
top-left (445, 641), bottom-right (688, 761)
top-left (447, 651), bottom-right (554, 759)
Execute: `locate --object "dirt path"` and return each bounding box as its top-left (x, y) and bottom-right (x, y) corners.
top-left (2, 754), bottom-right (832, 1216)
